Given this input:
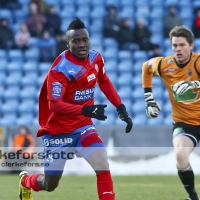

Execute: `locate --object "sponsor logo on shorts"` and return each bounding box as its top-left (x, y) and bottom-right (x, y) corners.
top-left (43, 138), bottom-right (73, 147)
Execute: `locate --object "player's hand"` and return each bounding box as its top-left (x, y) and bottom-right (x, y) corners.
top-left (173, 80), bottom-right (200, 96)
top-left (144, 92), bottom-right (161, 118)
top-left (116, 104), bottom-right (133, 133)
top-left (82, 105), bottom-right (107, 120)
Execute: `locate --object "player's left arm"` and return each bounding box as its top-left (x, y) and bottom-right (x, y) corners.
top-left (97, 55), bottom-right (133, 133)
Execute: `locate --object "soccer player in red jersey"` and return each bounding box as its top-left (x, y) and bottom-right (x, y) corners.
top-left (18, 17), bottom-right (133, 200)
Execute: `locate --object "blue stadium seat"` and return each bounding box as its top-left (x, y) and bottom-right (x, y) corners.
top-left (150, 34), bottom-right (163, 46)
top-left (163, 89), bottom-right (169, 100)
top-left (18, 100), bottom-right (35, 113)
top-left (90, 6), bottom-right (106, 18)
top-left (90, 37), bottom-right (102, 46)
top-left (60, 6), bottom-right (75, 18)
top-left (1, 100), bottom-right (18, 113)
top-left (23, 71), bottom-right (38, 80)
top-left (147, 114), bottom-right (164, 125)
top-left (29, 37), bottom-right (39, 48)
top-left (90, 20), bottom-right (103, 32)
top-left (193, 1), bottom-right (200, 8)
top-left (76, 0), bottom-right (91, 5)
top-left (106, 71), bottom-right (117, 85)
top-left (164, 38), bottom-right (171, 49)
top-left (104, 60), bottom-right (117, 72)
top-left (0, 49), bottom-right (7, 60)
top-left (132, 87), bottom-right (144, 99)
top-left (132, 51), bottom-right (147, 62)
top-left (120, 0), bottom-right (135, 6)
top-left (19, 86), bottom-right (37, 100)
top-left (39, 62), bottom-right (51, 74)
top-left (163, 114), bottom-right (173, 125)
top-left (5, 72), bottom-right (22, 86)
top-left (117, 86), bottom-right (132, 99)
top-left (0, 115), bottom-right (17, 126)
top-left (0, 60), bottom-right (8, 71)
top-left (36, 74), bottom-right (46, 87)
top-left (0, 71), bottom-right (6, 84)
top-left (132, 114), bottom-right (147, 125)
top-left (20, 74), bottom-right (37, 86)
top-left (118, 50), bottom-right (132, 61)
top-left (106, 0), bottom-right (120, 7)
top-left (195, 39), bottom-right (200, 49)
top-left (103, 48), bottom-right (118, 60)
top-left (22, 61), bottom-right (38, 73)
top-left (131, 100), bottom-right (146, 113)
top-left (3, 86), bottom-right (20, 100)
top-left (132, 61), bottom-right (143, 73)
top-left (117, 73), bottom-right (132, 87)
top-left (135, 0), bottom-right (149, 6)
top-left (24, 48), bottom-right (40, 62)
top-left (76, 8), bottom-right (90, 18)
top-left (164, 0), bottom-right (178, 6)
top-left (16, 114), bottom-right (34, 126)
top-left (7, 62), bottom-right (22, 72)
top-left (164, 48), bottom-right (173, 57)
top-left (94, 86), bottom-right (101, 100)
top-left (118, 61), bottom-right (133, 73)
top-left (150, 7), bottom-right (164, 19)
top-left (32, 117), bottom-right (39, 126)
top-left (8, 49), bottom-right (23, 63)
top-left (179, 0), bottom-right (191, 6)
top-left (179, 8), bottom-right (193, 19)
top-left (152, 87), bottom-right (163, 99)
top-left (163, 100), bottom-right (172, 115)
top-left (150, 0), bottom-right (163, 6)
top-left (115, 117), bottom-right (130, 125)
top-left (132, 74), bottom-right (141, 87)
top-left (120, 7), bottom-right (135, 18)
top-left (104, 38), bottom-right (118, 49)
top-left (152, 76), bottom-right (163, 86)
top-left (135, 6), bottom-right (150, 18)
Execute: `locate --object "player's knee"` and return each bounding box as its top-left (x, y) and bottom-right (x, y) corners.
top-left (176, 150), bottom-right (188, 164)
top-left (95, 159), bottom-right (109, 171)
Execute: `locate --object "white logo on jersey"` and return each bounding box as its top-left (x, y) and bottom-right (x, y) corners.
top-left (103, 192), bottom-right (113, 195)
top-left (102, 67), bottom-right (105, 74)
top-left (87, 73), bottom-right (96, 82)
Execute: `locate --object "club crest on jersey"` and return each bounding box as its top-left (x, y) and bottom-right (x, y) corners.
top-left (87, 74), bottom-right (96, 82)
top-left (74, 87), bottom-right (95, 102)
top-left (95, 64), bottom-right (99, 72)
top-left (167, 58), bottom-right (174, 64)
top-left (51, 82), bottom-right (62, 99)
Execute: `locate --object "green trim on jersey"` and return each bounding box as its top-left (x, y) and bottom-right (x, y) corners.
top-left (173, 127), bottom-right (184, 137)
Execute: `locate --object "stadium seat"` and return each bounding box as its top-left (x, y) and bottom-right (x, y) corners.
top-left (24, 48), bottom-right (40, 62)
top-left (150, 0), bottom-right (163, 6)
top-left (38, 62), bottom-right (51, 74)
top-left (29, 37), bottom-right (39, 48)
top-left (135, 6), bottom-right (150, 18)
top-left (3, 86), bottom-right (20, 100)
top-left (132, 87), bottom-right (144, 99)
top-left (0, 60), bottom-right (7, 71)
top-left (7, 62), bottom-right (22, 72)
top-left (152, 76), bottom-right (163, 86)
top-left (117, 86), bottom-right (132, 99)
top-left (20, 74), bottom-right (37, 86)
top-left (76, 0), bottom-right (91, 5)
top-left (60, 7), bottom-right (75, 18)
top-left (22, 61), bottom-right (38, 73)
top-left (19, 86), bottom-right (37, 100)
top-left (16, 114), bottom-right (34, 126)
top-left (120, 7), bottom-right (135, 18)
top-left (0, 116), bottom-right (17, 126)
top-left (1, 100), bottom-right (18, 113)
top-left (131, 100), bottom-right (146, 114)
top-left (106, 71), bottom-right (117, 85)
top-left (117, 61), bottom-right (133, 73)
top-left (163, 100), bottom-right (172, 115)
top-left (0, 9), bottom-right (13, 24)
top-left (0, 71), bottom-right (6, 84)
top-left (164, 0), bottom-right (178, 6)
top-left (132, 114), bottom-right (147, 125)
top-left (103, 38), bottom-right (118, 49)
top-left (8, 50), bottom-right (23, 62)
top-left (147, 114), bottom-right (164, 125)
top-left (132, 74), bottom-right (141, 87)
top-left (101, 99), bottom-right (116, 113)
top-left (103, 48), bottom-right (118, 60)
top-left (90, 6), bottom-right (106, 18)
top-left (18, 100), bottom-right (35, 113)
top-left (120, 0), bottom-right (135, 6)
top-left (132, 51), bottom-right (147, 62)
top-left (132, 61), bottom-right (144, 73)
top-left (163, 114), bottom-right (173, 125)
top-left (117, 73), bottom-right (133, 87)
top-left (118, 50), bottom-right (132, 60)
top-left (5, 72), bottom-right (22, 86)
top-left (90, 20), bottom-right (103, 32)
top-left (0, 49), bottom-right (7, 60)
top-left (164, 48), bottom-right (173, 57)
top-left (104, 60), bottom-right (118, 72)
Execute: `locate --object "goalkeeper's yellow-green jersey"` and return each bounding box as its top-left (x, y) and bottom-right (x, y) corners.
top-left (142, 52), bottom-right (200, 125)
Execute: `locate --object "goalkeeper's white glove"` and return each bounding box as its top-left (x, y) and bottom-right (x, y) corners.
top-left (173, 80), bottom-right (200, 96)
top-left (144, 92), bottom-right (161, 118)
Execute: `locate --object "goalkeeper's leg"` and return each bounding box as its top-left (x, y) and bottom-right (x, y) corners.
top-left (173, 135), bottom-right (199, 200)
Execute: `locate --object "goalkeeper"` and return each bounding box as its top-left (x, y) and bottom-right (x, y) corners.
top-left (142, 25), bottom-right (200, 200)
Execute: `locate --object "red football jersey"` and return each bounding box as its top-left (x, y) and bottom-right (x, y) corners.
top-left (37, 50), bottom-right (110, 136)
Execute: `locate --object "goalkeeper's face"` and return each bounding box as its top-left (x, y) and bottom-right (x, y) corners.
top-left (171, 36), bottom-right (194, 64)
top-left (67, 28), bottom-right (90, 59)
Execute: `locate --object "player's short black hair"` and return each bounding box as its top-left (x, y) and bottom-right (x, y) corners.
top-left (67, 17), bottom-right (87, 31)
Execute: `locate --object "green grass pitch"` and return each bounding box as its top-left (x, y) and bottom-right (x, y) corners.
top-left (0, 175), bottom-right (200, 200)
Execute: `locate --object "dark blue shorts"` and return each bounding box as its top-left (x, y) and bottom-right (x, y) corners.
top-left (42, 124), bottom-right (106, 175)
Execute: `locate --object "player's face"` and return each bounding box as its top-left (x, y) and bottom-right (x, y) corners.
top-left (171, 37), bottom-right (194, 64)
top-left (67, 28), bottom-right (90, 59)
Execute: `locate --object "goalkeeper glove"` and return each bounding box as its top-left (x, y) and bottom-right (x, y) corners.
top-left (116, 104), bottom-right (133, 133)
top-left (144, 92), bottom-right (161, 118)
top-left (82, 105), bottom-right (107, 120)
top-left (173, 80), bottom-right (200, 96)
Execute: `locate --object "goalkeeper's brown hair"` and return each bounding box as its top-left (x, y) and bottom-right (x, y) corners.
top-left (169, 25), bottom-right (194, 44)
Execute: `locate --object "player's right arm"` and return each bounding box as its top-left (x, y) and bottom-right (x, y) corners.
top-left (142, 57), bottom-right (163, 118)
